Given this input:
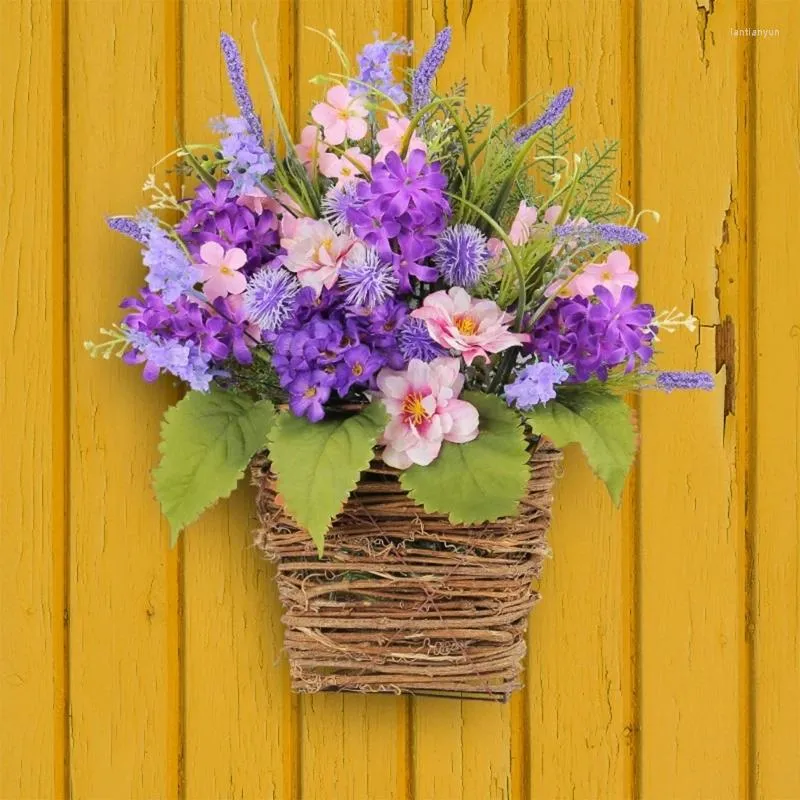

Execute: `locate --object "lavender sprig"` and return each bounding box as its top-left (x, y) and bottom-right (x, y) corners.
top-left (655, 371), bottom-right (714, 392)
top-left (554, 222), bottom-right (648, 246)
top-left (410, 27), bottom-right (453, 113)
top-left (513, 87), bottom-right (574, 145)
top-left (106, 216), bottom-right (146, 244)
top-left (220, 33), bottom-right (264, 145)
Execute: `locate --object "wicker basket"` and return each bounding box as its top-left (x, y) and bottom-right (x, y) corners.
top-left (251, 441), bottom-right (561, 701)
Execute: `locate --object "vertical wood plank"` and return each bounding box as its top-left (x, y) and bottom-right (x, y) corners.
top-left (293, 3), bottom-right (411, 797)
top-left (637, 1), bottom-right (743, 795)
top-left (409, 2), bottom-right (519, 797)
top-left (753, 1), bottom-right (800, 795)
top-left (67, 2), bottom-right (175, 794)
top-left (523, 4), bottom-right (630, 797)
top-left (179, 4), bottom-right (296, 797)
top-left (0, 1), bottom-right (63, 796)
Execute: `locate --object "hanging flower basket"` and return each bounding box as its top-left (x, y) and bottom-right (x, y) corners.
top-left (252, 441), bottom-right (561, 700)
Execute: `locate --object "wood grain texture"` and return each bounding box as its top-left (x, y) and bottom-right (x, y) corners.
top-left (637, 1), bottom-right (744, 796)
top-left (753, 1), bottom-right (800, 796)
top-left (3, 1), bottom-right (799, 797)
top-left (66, 2), bottom-right (177, 795)
top-left (1, 2), bottom-right (62, 797)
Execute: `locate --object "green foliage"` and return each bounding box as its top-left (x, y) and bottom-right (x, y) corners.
top-left (217, 350), bottom-right (286, 404)
top-left (535, 116), bottom-right (574, 184)
top-left (572, 140), bottom-right (626, 221)
top-left (400, 392), bottom-right (531, 525)
top-left (525, 388), bottom-right (637, 505)
top-left (267, 402), bottom-right (388, 554)
top-left (153, 389), bottom-right (276, 545)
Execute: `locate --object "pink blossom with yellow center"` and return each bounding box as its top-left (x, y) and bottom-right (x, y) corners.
top-left (375, 114), bottom-right (427, 162)
top-left (570, 250), bottom-right (639, 300)
top-left (377, 357), bottom-right (479, 468)
top-left (295, 124), bottom-right (328, 170)
top-left (280, 218), bottom-right (355, 295)
top-left (318, 147), bottom-right (372, 186)
top-left (198, 241), bottom-right (247, 301)
top-left (411, 287), bottom-right (529, 366)
top-left (311, 85), bottom-right (369, 146)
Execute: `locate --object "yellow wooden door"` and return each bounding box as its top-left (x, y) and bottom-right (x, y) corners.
top-left (2, 1), bottom-right (798, 798)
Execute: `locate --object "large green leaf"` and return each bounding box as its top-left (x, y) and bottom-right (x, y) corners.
top-left (267, 402), bottom-right (388, 554)
top-left (153, 388), bottom-right (276, 545)
top-left (400, 392), bottom-right (531, 525)
top-left (525, 389), bottom-right (636, 504)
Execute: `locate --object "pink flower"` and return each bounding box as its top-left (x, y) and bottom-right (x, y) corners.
top-left (198, 242), bottom-right (247, 301)
top-left (318, 147), bottom-right (372, 186)
top-left (412, 287), bottom-right (529, 366)
top-left (295, 125), bottom-right (328, 169)
top-left (509, 200), bottom-right (540, 245)
top-left (375, 115), bottom-right (427, 162)
top-left (237, 187), bottom-right (271, 215)
top-left (311, 85), bottom-right (368, 146)
top-left (280, 218), bottom-right (355, 294)
top-left (377, 357), bottom-right (479, 468)
top-left (571, 250), bottom-right (639, 300)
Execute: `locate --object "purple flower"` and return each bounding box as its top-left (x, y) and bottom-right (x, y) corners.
top-left (411, 27), bottom-right (453, 113)
top-left (125, 336), bottom-right (214, 392)
top-left (335, 345), bottom-right (384, 394)
top-left (656, 371), bottom-right (714, 392)
top-left (371, 150), bottom-right (449, 218)
top-left (339, 247), bottom-right (398, 308)
top-left (434, 224), bottom-right (489, 287)
top-left (138, 214), bottom-right (201, 304)
top-left (513, 87), bottom-right (574, 145)
top-left (322, 182), bottom-right (359, 234)
top-left (504, 359), bottom-right (569, 410)
top-left (243, 268), bottom-right (300, 331)
top-left (219, 33), bottom-right (264, 144)
top-left (352, 35), bottom-right (413, 103)
top-left (553, 222), bottom-right (647, 247)
top-left (214, 116), bottom-right (274, 195)
top-left (287, 370), bottom-right (333, 423)
top-left (397, 317), bottom-right (446, 363)
top-left (107, 216), bottom-right (146, 244)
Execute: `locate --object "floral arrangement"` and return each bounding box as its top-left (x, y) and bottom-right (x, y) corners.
top-left (88, 27), bottom-right (712, 551)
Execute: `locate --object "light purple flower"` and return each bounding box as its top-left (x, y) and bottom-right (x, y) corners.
top-left (504, 359), bottom-right (569, 410)
top-left (554, 222), bottom-right (647, 246)
top-left (107, 216), bottom-right (146, 244)
top-left (352, 35), bottom-right (413, 103)
top-left (513, 87), bottom-right (574, 145)
top-left (214, 116), bottom-right (274, 194)
top-left (411, 27), bottom-right (452, 113)
top-left (434, 224), bottom-right (489, 287)
top-left (656, 371), bottom-right (714, 392)
top-left (397, 317), bottom-right (446, 363)
top-left (138, 214), bottom-right (201, 304)
top-left (339, 247), bottom-right (398, 308)
top-left (243, 268), bottom-right (300, 331)
top-left (220, 33), bottom-right (264, 144)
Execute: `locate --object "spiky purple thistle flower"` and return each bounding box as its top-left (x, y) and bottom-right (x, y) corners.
top-left (219, 33), bottom-right (264, 144)
top-left (410, 27), bottom-right (453, 113)
top-left (322, 182), bottom-right (360, 234)
top-left (243, 268), bottom-right (300, 331)
top-left (434, 224), bottom-right (490, 287)
top-left (107, 216), bottom-right (146, 244)
top-left (339, 247), bottom-right (399, 308)
top-left (397, 317), bottom-right (446, 363)
top-left (513, 87), bottom-right (574, 145)
top-left (553, 222), bottom-right (648, 246)
top-left (656, 371), bottom-right (714, 392)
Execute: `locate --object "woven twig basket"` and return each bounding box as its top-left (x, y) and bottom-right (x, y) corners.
top-left (251, 441), bottom-right (562, 701)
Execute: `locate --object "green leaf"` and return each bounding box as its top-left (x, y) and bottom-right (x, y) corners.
top-left (525, 389), bottom-right (636, 505)
top-left (400, 392), bottom-right (530, 525)
top-left (267, 402), bottom-right (388, 555)
top-left (153, 388), bottom-right (276, 545)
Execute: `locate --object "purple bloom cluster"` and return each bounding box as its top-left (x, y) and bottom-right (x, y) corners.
top-left (347, 150), bottom-right (450, 291)
top-left (107, 216), bottom-right (146, 244)
top-left (434, 223), bottom-right (489, 287)
top-left (553, 222), bottom-right (647, 247)
top-left (267, 286), bottom-right (407, 421)
top-left (120, 291), bottom-right (253, 390)
top-left (504, 359), bottom-right (569, 410)
top-left (411, 26), bottom-right (452, 113)
top-left (513, 87), bottom-right (575, 145)
top-left (138, 214), bottom-right (201, 304)
top-left (352, 35), bottom-right (413, 103)
top-left (528, 286), bottom-right (655, 381)
top-left (214, 116), bottom-right (275, 195)
top-left (219, 33), bottom-right (264, 144)
top-left (177, 180), bottom-right (282, 274)
top-left (656, 371), bottom-right (714, 392)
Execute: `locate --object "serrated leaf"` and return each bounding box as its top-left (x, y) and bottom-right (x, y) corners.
top-left (267, 402), bottom-right (388, 554)
top-left (399, 392), bottom-right (531, 525)
top-left (525, 389), bottom-right (636, 505)
top-left (153, 388), bottom-right (276, 545)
